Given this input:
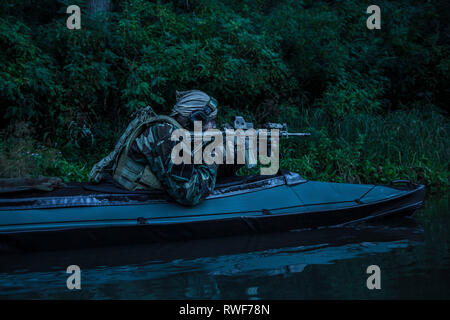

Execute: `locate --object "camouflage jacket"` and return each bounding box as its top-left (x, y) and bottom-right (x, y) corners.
top-left (128, 122), bottom-right (218, 206)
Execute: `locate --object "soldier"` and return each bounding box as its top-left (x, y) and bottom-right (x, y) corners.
top-left (89, 90), bottom-right (219, 206)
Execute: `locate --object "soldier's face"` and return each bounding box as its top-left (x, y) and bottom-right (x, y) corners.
top-left (176, 115), bottom-right (216, 131)
top-left (202, 119), bottom-right (216, 131)
top-left (176, 115), bottom-right (192, 130)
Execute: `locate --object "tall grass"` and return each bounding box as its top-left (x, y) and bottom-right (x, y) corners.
top-left (278, 107), bottom-right (449, 193)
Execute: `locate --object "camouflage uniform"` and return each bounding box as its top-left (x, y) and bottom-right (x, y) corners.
top-left (89, 90), bottom-right (219, 206)
top-left (128, 121), bottom-right (218, 206)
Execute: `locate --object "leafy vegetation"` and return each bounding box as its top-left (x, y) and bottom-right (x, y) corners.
top-left (0, 0), bottom-right (448, 192)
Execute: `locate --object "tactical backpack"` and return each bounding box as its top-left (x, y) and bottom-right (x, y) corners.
top-left (89, 106), bottom-right (182, 190)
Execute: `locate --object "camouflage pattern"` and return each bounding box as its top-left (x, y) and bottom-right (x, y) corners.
top-left (128, 121), bottom-right (218, 206)
top-left (89, 106), bottom-right (159, 183)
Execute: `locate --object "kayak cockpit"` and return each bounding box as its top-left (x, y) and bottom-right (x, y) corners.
top-left (0, 170), bottom-right (307, 211)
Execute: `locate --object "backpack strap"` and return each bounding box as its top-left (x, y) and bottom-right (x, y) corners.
top-left (112, 115), bottom-right (183, 191)
top-left (89, 106), bottom-right (182, 183)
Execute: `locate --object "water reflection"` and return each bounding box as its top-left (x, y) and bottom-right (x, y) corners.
top-left (1, 196), bottom-right (449, 299)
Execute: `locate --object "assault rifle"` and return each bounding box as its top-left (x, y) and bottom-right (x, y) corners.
top-left (187, 116), bottom-right (310, 161)
top-left (223, 116), bottom-right (311, 137)
top-left (187, 116), bottom-right (310, 137)
top-left (187, 116), bottom-right (310, 141)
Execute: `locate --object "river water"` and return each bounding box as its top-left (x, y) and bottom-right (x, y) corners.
top-left (0, 196), bottom-right (448, 299)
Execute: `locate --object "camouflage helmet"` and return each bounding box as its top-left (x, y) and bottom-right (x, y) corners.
top-left (170, 90), bottom-right (218, 120)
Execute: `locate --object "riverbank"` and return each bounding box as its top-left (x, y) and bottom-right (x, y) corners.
top-left (1, 106), bottom-right (448, 195)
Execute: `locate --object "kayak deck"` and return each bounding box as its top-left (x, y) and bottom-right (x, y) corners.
top-left (0, 171), bottom-right (425, 252)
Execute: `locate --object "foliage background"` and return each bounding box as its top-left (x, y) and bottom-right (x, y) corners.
top-left (0, 0), bottom-right (448, 192)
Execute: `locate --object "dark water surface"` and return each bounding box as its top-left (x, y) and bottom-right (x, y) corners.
top-left (0, 196), bottom-right (448, 299)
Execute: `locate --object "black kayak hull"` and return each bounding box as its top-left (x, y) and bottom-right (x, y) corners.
top-left (0, 177), bottom-right (425, 253)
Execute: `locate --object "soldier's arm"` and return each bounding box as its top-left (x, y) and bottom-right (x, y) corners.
top-left (129, 123), bottom-right (217, 206)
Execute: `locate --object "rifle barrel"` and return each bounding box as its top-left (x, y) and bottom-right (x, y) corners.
top-left (187, 131), bottom-right (311, 137)
top-left (285, 132), bottom-right (311, 136)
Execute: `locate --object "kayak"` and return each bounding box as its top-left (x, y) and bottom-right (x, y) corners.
top-left (0, 170), bottom-right (425, 253)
